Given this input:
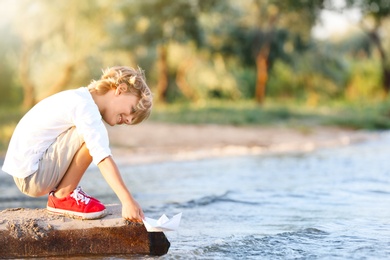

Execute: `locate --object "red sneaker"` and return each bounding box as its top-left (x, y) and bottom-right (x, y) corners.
top-left (47, 188), bottom-right (106, 220)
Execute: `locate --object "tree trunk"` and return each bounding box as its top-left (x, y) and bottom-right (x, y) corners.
top-left (175, 58), bottom-right (197, 101)
top-left (43, 63), bottom-right (75, 98)
top-left (383, 67), bottom-right (390, 94)
top-left (368, 29), bottom-right (390, 94)
top-left (156, 44), bottom-right (169, 102)
top-left (19, 43), bottom-right (36, 110)
top-left (255, 44), bottom-right (270, 104)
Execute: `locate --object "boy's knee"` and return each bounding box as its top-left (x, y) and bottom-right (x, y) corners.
top-left (13, 176), bottom-right (48, 197)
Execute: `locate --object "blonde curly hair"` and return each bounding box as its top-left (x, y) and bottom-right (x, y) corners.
top-left (88, 66), bottom-right (153, 125)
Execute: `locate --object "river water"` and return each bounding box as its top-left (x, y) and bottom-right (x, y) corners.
top-left (1, 132), bottom-right (390, 259)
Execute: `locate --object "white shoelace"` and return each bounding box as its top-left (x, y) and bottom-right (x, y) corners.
top-left (76, 186), bottom-right (93, 198)
top-left (70, 187), bottom-right (91, 205)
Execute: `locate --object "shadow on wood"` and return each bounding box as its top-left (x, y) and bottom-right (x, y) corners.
top-left (0, 205), bottom-right (170, 258)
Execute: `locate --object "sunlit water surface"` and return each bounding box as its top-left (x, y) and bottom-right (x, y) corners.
top-left (1, 132), bottom-right (390, 259)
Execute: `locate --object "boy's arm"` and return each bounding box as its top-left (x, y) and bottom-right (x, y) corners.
top-left (97, 156), bottom-right (144, 222)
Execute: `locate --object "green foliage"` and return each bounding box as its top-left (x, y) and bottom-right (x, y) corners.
top-left (184, 54), bottom-right (241, 101)
top-left (0, 107), bottom-right (24, 153)
top-left (0, 63), bottom-right (22, 106)
top-left (148, 99), bottom-right (390, 131)
top-left (114, 0), bottom-right (210, 49)
top-left (345, 0), bottom-right (390, 19)
top-left (325, 100), bottom-right (390, 129)
top-left (345, 58), bottom-right (383, 100)
top-left (150, 100), bottom-right (321, 126)
top-left (0, 27), bottom-right (22, 106)
top-left (331, 33), bottom-right (373, 57)
top-left (267, 48), bottom-right (350, 104)
top-left (0, 0), bottom-right (389, 109)
top-left (233, 67), bottom-right (257, 99)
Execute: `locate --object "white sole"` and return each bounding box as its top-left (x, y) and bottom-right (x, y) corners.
top-left (47, 206), bottom-right (107, 220)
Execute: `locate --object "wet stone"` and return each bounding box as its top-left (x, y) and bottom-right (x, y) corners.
top-left (0, 205), bottom-right (170, 258)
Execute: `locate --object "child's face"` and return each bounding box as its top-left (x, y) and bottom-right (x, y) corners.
top-left (103, 87), bottom-right (139, 126)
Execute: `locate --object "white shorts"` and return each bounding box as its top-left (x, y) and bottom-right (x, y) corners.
top-left (13, 127), bottom-right (84, 197)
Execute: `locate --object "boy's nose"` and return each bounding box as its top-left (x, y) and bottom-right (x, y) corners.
top-left (125, 116), bottom-right (133, 125)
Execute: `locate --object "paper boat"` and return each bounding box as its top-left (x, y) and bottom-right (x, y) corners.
top-left (142, 212), bottom-right (182, 232)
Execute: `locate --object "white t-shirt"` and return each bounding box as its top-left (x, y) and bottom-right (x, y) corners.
top-left (2, 87), bottom-right (112, 178)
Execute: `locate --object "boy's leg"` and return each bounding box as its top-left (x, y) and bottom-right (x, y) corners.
top-left (53, 143), bottom-right (92, 198)
top-left (14, 127), bottom-right (85, 197)
top-left (45, 130), bottom-right (106, 219)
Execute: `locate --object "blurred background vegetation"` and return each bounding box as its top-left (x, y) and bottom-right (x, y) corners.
top-left (1, 0), bottom-right (390, 151)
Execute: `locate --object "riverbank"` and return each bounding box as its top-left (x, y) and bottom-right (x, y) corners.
top-left (107, 122), bottom-right (378, 165)
top-left (0, 123), bottom-right (378, 167)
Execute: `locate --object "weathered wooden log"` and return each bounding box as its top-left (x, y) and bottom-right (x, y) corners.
top-left (0, 204), bottom-right (170, 258)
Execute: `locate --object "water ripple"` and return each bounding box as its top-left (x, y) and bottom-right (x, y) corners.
top-left (191, 228), bottom-right (390, 260)
top-left (172, 191), bottom-right (265, 209)
top-left (193, 228), bottom-right (327, 260)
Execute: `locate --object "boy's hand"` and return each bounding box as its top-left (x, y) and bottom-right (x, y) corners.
top-left (97, 156), bottom-right (145, 222)
top-left (122, 199), bottom-right (144, 223)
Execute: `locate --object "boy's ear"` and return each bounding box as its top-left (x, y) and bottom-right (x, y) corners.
top-left (115, 83), bottom-right (128, 95)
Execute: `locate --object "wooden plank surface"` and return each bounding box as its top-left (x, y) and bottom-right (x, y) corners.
top-left (0, 204), bottom-right (170, 258)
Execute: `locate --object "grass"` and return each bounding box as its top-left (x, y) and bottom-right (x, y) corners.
top-left (150, 100), bottom-right (319, 126)
top-left (150, 99), bottom-right (390, 129)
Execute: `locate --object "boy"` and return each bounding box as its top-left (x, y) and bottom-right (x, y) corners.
top-left (2, 66), bottom-right (152, 221)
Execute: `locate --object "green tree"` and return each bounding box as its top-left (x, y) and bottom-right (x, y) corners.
top-left (113, 0), bottom-right (218, 103)
top-left (212, 0), bottom-right (325, 103)
top-left (3, 0), bottom-right (115, 109)
top-left (342, 0), bottom-right (390, 93)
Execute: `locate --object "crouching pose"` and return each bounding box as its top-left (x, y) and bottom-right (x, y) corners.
top-left (2, 66), bottom-right (152, 221)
